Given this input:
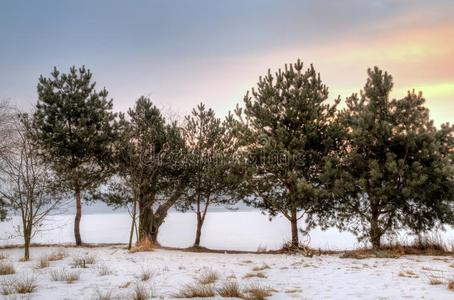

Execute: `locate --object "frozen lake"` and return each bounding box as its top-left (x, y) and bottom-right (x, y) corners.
top-left (1, 211), bottom-right (453, 251)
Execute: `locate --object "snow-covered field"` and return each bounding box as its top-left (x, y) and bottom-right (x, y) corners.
top-left (1, 246), bottom-right (454, 299)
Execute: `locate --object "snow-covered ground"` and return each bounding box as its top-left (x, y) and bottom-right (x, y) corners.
top-left (1, 246), bottom-right (454, 299)
top-left (2, 211), bottom-right (453, 251)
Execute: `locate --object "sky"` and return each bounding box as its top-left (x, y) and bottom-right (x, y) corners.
top-left (0, 0), bottom-right (453, 126)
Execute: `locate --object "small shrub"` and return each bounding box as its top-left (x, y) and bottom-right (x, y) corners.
top-left (48, 249), bottom-right (66, 261)
top-left (252, 264), bottom-right (270, 272)
top-left (243, 284), bottom-right (274, 300)
top-left (0, 262), bottom-right (15, 275)
top-left (174, 283), bottom-right (215, 298)
top-left (1, 276), bottom-right (37, 295)
top-left (36, 256), bottom-right (50, 269)
top-left (97, 264), bottom-right (113, 276)
top-left (448, 280), bottom-right (454, 291)
top-left (243, 272), bottom-right (267, 279)
top-left (49, 268), bottom-right (80, 283)
top-left (217, 281), bottom-right (244, 298)
top-left (197, 270), bottom-right (219, 285)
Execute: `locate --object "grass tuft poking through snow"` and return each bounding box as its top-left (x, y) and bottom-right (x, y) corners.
top-left (0, 253), bottom-right (7, 260)
top-left (174, 282), bottom-right (216, 298)
top-left (95, 289), bottom-right (115, 300)
top-left (0, 262), bottom-right (15, 275)
top-left (49, 268), bottom-right (80, 283)
top-left (97, 264), bottom-right (113, 276)
top-left (243, 283), bottom-right (274, 300)
top-left (48, 249), bottom-right (66, 261)
top-left (1, 275), bottom-right (37, 295)
top-left (252, 264), bottom-right (271, 271)
top-left (130, 237), bottom-right (155, 253)
top-left (448, 280), bottom-right (454, 291)
top-left (130, 283), bottom-right (154, 300)
top-left (36, 256), bottom-right (50, 269)
top-left (217, 280), bottom-right (244, 298)
top-left (243, 271), bottom-right (268, 279)
top-left (138, 269), bottom-right (153, 281)
top-left (197, 269), bottom-right (219, 285)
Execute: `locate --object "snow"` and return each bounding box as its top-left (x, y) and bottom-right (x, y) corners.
top-left (1, 246), bottom-right (454, 299)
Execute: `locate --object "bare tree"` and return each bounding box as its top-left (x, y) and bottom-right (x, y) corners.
top-left (0, 113), bottom-right (64, 260)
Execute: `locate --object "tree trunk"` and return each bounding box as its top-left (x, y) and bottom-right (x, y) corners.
top-left (370, 207), bottom-right (381, 250)
top-left (128, 200), bottom-right (137, 250)
top-left (194, 212), bottom-right (203, 247)
top-left (290, 208), bottom-right (299, 247)
top-left (74, 188), bottom-right (82, 246)
top-left (23, 232), bottom-right (31, 261)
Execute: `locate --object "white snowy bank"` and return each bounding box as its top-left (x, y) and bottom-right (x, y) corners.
top-left (0, 246), bottom-right (454, 299)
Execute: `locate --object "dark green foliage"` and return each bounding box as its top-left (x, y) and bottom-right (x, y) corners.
top-left (178, 103), bottom-right (240, 247)
top-left (31, 66), bottom-right (117, 245)
top-left (232, 59), bottom-right (342, 246)
top-left (327, 67), bottom-right (454, 249)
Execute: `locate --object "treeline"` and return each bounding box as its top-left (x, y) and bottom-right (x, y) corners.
top-left (0, 60), bottom-right (453, 260)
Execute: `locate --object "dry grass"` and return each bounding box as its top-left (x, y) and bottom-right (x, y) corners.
top-left (0, 253), bottom-right (7, 260)
top-left (0, 262), bottom-right (15, 275)
top-left (130, 237), bottom-right (155, 253)
top-left (197, 270), bottom-right (219, 285)
top-left (429, 277), bottom-right (443, 285)
top-left (130, 283), bottom-right (154, 300)
top-left (256, 245), bottom-right (267, 253)
top-left (139, 269), bottom-right (153, 282)
top-left (97, 264), bottom-right (113, 276)
top-left (1, 276), bottom-right (37, 295)
top-left (448, 280), bottom-right (454, 291)
top-left (252, 264), bottom-right (270, 271)
top-left (243, 271), bottom-right (268, 279)
top-left (217, 281), bottom-right (244, 298)
top-left (71, 255), bottom-right (96, 268)
top-left (243, 284), bottom-right (274, 300)
top-left (398, 270), bottom-right (419, 278)
top-left (36, 256), bottom-right (50, 269)
top-left (49, 268), bottom-right (80, 283)
top-left (174, 282), bottom-right (215, 298)
top-left (48, 249), bottom-right (66, 261)
top-left (95, 289), bottom-right (115, 300)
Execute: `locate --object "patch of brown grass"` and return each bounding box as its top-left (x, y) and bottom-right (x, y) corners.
top-left (36, 256), bottom-right (50, 269)
top-left (429, 277), bottom-right (443, 285)
top-left (243, 284), bottom-right (274, 300)
top-left (0, 262), bottom-right (15, 275)
top-left (243, 271), bottom-right (267, 279)
top-left (448, 280), bottom-right (454, 291)
top-left (130, 283), bottom-right (154, 300)
top-left (1, 276), bottom-right (37, 295)
top-left (398, 270), bottom-right (419, 278)
top-left (252, 264), bottom-right (270, 272)
top-left (48, 249), bottom-right (66, 261)
top-left (217, 281), bottom-right (244, 298)
top-left (49, 268), bottom-right (80, 283)
top-left (174, 282), bottom-right (215, 298)
top-left (197, 270), bottom-right (219, 285)
top-left (130, 237), bottom-right (155, 253)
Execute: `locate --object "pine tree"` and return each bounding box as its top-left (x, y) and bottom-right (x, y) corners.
top-left (178, 103), bottom-right (239, 248)
top-left (31, 66), bottom-right (117, 245)
top-left (110, 97), bottom-right (186, 244)
top-left (328, 67), bottom-right (454, 249)
top-left (233, 60), bottom-right (342, 247)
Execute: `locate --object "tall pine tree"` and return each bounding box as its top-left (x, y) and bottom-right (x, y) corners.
top-left (327, 67), bottom-right (454, 249)
top-left (32, 66), bottom-right (117, 245)
top-left (233, 60), bottom-right (342, 247)
top-left (178, 103), bottom-right (239, 248)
